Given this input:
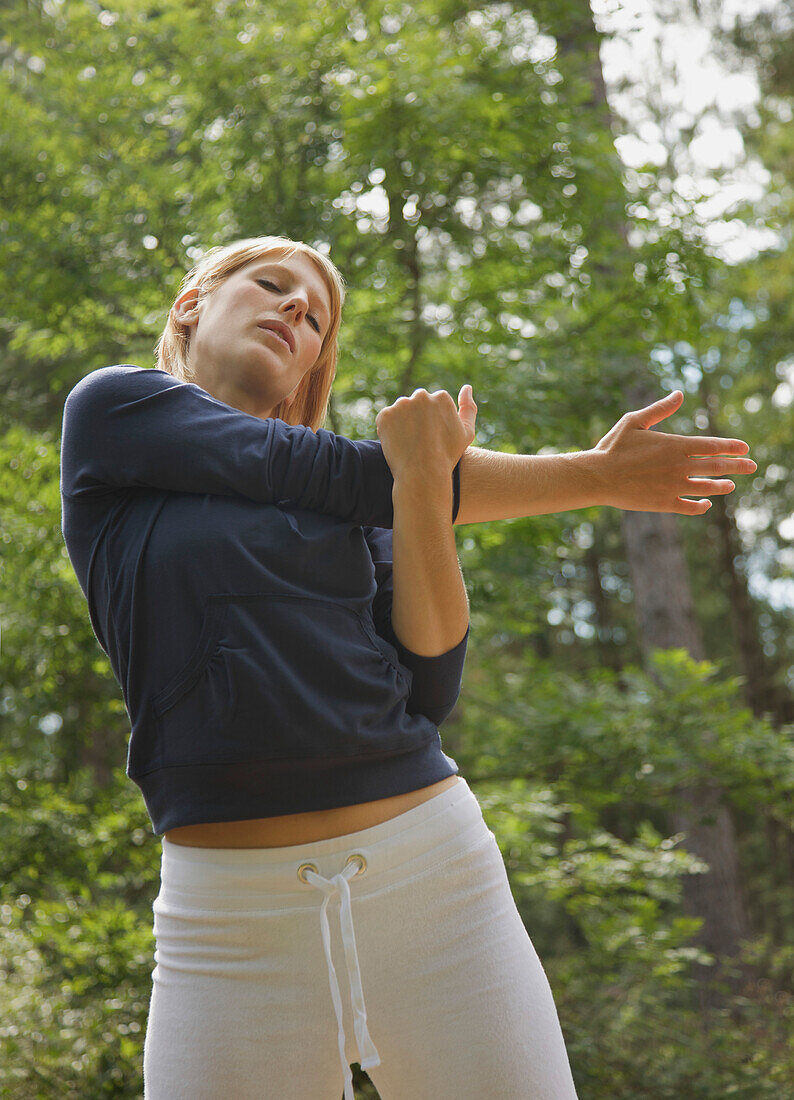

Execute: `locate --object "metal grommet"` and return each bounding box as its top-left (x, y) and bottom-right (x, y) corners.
top-left (344, 853), bottom-right (367, 877)
top-left (297, 861), bottom-right (319, 884)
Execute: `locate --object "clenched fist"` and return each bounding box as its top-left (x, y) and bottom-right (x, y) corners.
top-left (375, 384), bottom-right (478, 483)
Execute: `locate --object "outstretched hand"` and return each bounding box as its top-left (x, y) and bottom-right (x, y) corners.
top-left (592, 390), bottom-right (757, 515)
top-left (375, 384), bottom-right (478, 484)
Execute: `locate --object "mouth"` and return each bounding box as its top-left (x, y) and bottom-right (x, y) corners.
top-left (257, 325), bottom-right (293, 353)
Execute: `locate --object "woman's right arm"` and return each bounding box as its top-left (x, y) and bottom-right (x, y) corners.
top-left (60, 365), bottom-right (462, 529)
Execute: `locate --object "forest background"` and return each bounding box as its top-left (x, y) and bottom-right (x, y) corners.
top-left (2, 0), bottom-right (794, 1096)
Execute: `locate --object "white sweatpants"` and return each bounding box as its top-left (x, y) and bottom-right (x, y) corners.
top-left (143, 777), bottom-right (579, 1100)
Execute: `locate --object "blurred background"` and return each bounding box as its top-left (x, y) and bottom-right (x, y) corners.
top-left (2, 0), bottom-right (794, 1095)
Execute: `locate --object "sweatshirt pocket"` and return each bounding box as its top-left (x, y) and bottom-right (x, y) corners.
top-left (151, 593), bottom-right (417, 768)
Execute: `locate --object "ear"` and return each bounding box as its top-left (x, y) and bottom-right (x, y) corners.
top-left (172, 286), bottom-right (201, 325)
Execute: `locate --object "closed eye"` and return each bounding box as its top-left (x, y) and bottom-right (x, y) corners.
top-left (257, 279), bottom-right (321, 334)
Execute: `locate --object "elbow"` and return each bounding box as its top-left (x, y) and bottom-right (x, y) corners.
top-left (406, 694), bottom-right (460, 728)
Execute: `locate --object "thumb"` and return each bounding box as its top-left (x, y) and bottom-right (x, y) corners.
top-left (458, 383), bottom-right (477, 435)
top-left (631, 389), bottom-right (683, 430)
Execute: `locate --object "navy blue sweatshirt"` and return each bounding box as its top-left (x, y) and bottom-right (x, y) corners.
top-left (59, 366), bottom-right (469, 835)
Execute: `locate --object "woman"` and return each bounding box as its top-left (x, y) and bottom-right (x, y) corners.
top-left (59, 235), bottom-right (755, 1099)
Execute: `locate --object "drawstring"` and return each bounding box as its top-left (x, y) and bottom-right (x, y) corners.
top-left (297, 855), bottom-right (381, 1100)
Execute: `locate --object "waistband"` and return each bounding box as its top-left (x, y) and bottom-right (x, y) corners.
top-left (158, 776), bottom-right (486, 907)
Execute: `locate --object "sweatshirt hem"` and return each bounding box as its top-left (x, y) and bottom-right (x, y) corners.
top-left (137, 736), bottom-right (460, 835)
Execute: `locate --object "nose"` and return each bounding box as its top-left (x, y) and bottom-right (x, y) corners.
top-left (280, 293), bottom-right (309, 324)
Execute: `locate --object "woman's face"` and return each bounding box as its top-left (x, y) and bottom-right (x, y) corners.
top-left (172, 251), bottom-right (333, 420)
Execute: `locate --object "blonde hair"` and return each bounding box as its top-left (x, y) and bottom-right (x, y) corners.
top-left (154, 236), bottom-right (346, 431)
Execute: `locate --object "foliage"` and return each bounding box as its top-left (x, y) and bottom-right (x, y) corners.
top-left (0, 760), bottom-right (157, 1098)
top-left (1, 0), bottom-right (793, 1095)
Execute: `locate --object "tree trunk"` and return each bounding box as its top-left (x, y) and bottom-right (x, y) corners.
top-left (619, 389), bottom-right (749, 985)
top-left (556, 1), bottom-right (752, 1004)
top-left (701, 376), bottom-right (794, 724)
top-left (583, 531), bottom-right (622, 672)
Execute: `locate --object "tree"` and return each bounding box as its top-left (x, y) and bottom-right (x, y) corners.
top-left (546, 0), bottom-right (752, 999)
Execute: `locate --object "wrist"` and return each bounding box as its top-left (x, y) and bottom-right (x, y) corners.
top-left (393, 465), bottom-right (454, 495)
top-left (577, 448), bottom-right (612, 508)
top-left (393, 469), bottom-right (454, 511)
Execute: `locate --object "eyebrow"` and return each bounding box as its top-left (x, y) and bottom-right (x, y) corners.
top-left (252, 262), bottom-right (331, 324)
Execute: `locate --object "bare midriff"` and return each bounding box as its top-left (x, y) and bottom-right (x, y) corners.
top-left (163, 775), bottom-right (463, 848)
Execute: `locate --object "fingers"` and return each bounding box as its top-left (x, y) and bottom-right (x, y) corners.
top-left (675, 497), bottom-right (713, 515)
top-left (404, 386), bottom-right (478, 409)
top-left (687, 455), bottom-right (757, 475)
top-left (400, 387), bottom-right (459, 412)
top-left (662, 433), bottom-right (751, 455)
top-left (684, 478), bottom-right (735, 494)
top-left (676, 474), bottom-right (740, 513)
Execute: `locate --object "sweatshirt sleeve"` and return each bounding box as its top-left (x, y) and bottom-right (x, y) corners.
top-left (362, 525), bottom-right (469, 727)
top-left (61, 365), bottom-right (462, 530)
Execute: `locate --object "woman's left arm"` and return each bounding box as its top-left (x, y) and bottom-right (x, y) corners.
top-left (454, 389), bottom-right (757, 525)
